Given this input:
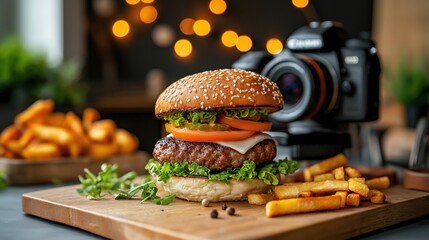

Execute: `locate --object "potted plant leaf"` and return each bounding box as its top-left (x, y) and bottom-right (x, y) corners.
top-left (389, 56), bottom-right (429, 128)
top-left (0, 37), bottom-right (48, 106)
top-left (0, 37), bottom-right (88, 108)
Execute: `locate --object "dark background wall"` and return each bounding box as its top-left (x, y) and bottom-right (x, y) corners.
top-left (85, 0), bottom-right (374, 84)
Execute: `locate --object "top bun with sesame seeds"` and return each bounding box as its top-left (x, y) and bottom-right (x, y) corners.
top-left (154, 69), bottom-right (284, 118)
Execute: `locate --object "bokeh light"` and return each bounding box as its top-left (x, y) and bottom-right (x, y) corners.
top-left (140, 6), bottom-right (158, 24)
top-left (152, 24), bottom-right (175, 47)
top-left (174, 39), bottom-right (193, 57)
top-left (141, 0), bottom-right (154, 3)
top-left (209, 0), bottom-right (227, 15)
top-left (266, 38), bottom-right (283, 54)
top-left (236, 35), bottom-right (252, 52)
top-left (193, 19), bottom-right (211, 36)
top-left (112, 20), bottom-right (130, 38)
top-left (180, 18), bottom-right (195, 35)
top-left (126, 0), bottom-right (140, 5)
top-left (292, 0), bottom-right (309, 8)
top-left (221, 30), bottom-right (238, 47)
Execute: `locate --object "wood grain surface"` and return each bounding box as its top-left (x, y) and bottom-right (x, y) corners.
top-left (22, 184), bottom-right (429, 239)
top-left (1, 151), bottom-right (149, 185)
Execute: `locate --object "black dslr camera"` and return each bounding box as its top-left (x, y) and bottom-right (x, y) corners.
top-left (233, 21), bottom-right (381, 159)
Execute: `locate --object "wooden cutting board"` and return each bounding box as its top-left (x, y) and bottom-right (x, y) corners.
top-left (22, 185), bottom-right (429, 239)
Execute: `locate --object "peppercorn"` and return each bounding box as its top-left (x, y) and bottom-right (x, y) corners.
top-left (226, 207), bottom-right (235, 216)
top-left (210, 209), bottom-right (218, 219)
top-left (221, 203), bottom-right (228, 210)
top-left (201, 199), bottom-right (210, 207)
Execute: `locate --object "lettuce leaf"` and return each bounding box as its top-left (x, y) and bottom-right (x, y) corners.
top-left (163, 109), bottom-right (269, 127)
top-left (145, 158), bottom-right (299, 185)
top-left (223, 109), bottom-right (268, 121)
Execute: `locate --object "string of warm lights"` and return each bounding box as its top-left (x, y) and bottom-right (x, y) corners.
top-left (112, 0), bottom-right (309, 58)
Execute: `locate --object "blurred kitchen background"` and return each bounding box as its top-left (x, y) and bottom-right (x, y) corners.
top-left (0, 0), bottom-right (428, 167)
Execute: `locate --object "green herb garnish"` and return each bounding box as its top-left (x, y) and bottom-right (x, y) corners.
top-left (77, 164), bottom-right (137, 199)
top-left (0, 170), bottom-right (8, 191)
top-left (77, 164), bottom-right (174, 205)
top-left (115, 176), bottom-right (175, 205)
top-left (146, 158), bottom-right (299, 185)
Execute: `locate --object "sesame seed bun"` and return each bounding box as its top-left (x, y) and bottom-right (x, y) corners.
top-left (155, 69), bottom-right (284, 118)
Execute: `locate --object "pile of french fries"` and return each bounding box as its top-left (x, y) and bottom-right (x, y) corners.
top-left (0, 99), bottom-right (139, 160)
top-left (248, 154), bottom-right (391, 218)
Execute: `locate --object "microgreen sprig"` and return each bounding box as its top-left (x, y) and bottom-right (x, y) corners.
top-left (77, 164), bottom-right (174, 205)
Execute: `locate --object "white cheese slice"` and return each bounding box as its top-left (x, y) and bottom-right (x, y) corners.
top-left (214, 133), bottom-right (274, 154)
top-left (166, 133), bottom-right (273, 154)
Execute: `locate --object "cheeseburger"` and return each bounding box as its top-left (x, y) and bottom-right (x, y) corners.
top-left (146, 69), bottom-right (298, 202)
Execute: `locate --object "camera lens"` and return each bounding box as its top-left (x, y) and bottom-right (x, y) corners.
top-left (262, 55), bottom-right (338, 123)
top-left (277, 73), bottom-right (303, 106)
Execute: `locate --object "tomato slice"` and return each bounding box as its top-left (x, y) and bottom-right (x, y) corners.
top-left (217, 115), bottom-right (272, 132)
top-left (165, 124), bottom-right (255, 142)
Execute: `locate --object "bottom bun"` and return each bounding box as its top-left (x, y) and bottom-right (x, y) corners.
top-left (157, 176), bottom-right (270, 202)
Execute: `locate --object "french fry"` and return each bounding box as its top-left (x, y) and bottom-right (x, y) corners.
top-left (114, 129), bottom-right (139, 154)
top-left (366, 176), bottom-right (390, 190)
top-left (345, 166), bottom-right (362, 178)
top-left (83, 108), bottom-right (100, 130)
top-left (369, 189), bottom-right (386, 204)
top-left (22, 143), bottom-right (61, 160)
top-left (17, 129), bottom-right (35, 149)
top-left (88, 120), bottom-right (116, 143)
top-left (0, 125), bottom-right (21, 144)
top-left (1, 147), bottom-right (18, 158)
top-left (15, 99), bottom-right (54, 127)
top-left (64, 112), bottom-right (85, 137)
top-left (303, 168), bottom-right (312, 182)
top-left (335, 191), bottom-right (348, 208)
top-left (31, 124), bottom-right (73, 146)
top-left (346, 193), bottom-right (361, 207)
top-left (348, 178), bottom-right (369, 198)
top-left (3, 140), bottom-right (22, 155)
top-left (43, 112), bottom-right (66, 127)
top-left (88, 142), bottom-right (117, 159)
top-left (274, 180), bottom-right (349, 199)
top-left (332, 166), bottom-right (345, 180)
top-left (0, 145), bottom-right (5, 157)
top-left (266, 195), bottom-right (342, 217)
top-left (299, 191), bottom-right (313, 198)
top-left (349, 177), bottom-right (365, 184)
top-left (248, 193), bottom-right (274, 205)
top-left (313, 173), bottom-right (334, 182)
top-left (306, 153), bottom-right (348, 177)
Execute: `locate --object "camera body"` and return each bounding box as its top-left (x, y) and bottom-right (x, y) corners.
top-left (232, 21), bottom-right (381, 125)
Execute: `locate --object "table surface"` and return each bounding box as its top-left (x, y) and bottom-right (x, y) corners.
top-left (1, 183), bottom-right (429, 240)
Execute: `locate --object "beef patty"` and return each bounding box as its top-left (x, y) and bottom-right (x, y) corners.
top-left (152, 136), bottom-right (276, 171)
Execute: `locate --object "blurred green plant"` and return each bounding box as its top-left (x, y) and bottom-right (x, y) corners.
top-left (0, 37), bottom-right (47, 103)
top-left (388, 56), bottom-right (429, 105)
top-left (0, 37), bottom-right (88, 106)
top-left (0, 170), bottom-right (7, 190)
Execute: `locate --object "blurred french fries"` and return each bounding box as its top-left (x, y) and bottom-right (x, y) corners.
top-left (83, 107), bottom-right (100, 130)
top-left (248, 153), bottom-right (390, 218)
top-left (114, 129), bottom-right (139, 154)
top-left (88, 120), bottom-right (116, 143)
top-left (15, 99), bottom-right (54, 128)
top-left (0, 99), bottom-right (139, 160)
